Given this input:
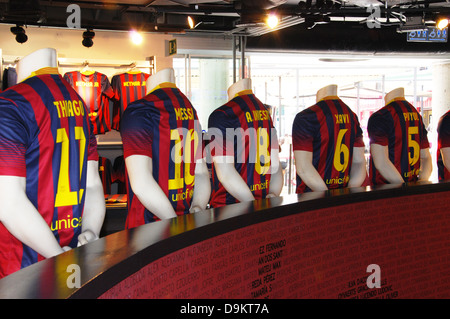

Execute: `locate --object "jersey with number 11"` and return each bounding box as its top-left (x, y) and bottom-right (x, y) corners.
top-left (0, 73), bottom-right (98, 277)
top-left (292, 97), bottom-right (364, 194)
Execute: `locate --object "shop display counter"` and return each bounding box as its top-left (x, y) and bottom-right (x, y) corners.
top-left (0, 181), bottom-right (449, 299)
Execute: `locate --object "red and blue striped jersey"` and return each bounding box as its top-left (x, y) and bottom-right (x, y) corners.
top-left (207, 91), bottom-right (278, 208)
top-left (368, 99), bottom-right (429, 185)
top-left (292, 97), bottom-right (364, 194)
top-left (437, 110), bottom-right (450, 181)
top-left (63, 71), bottom-right (114, 135)
top-left (111, 71), bottom-right (150, 131)
top-left (0, 72), bottom-right (98, 278)
top-left (120, 83), bottom-right (203, 228)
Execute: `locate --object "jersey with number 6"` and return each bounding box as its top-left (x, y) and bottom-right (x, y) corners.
top-left (368, 99), bottom-right (429, 185)
top-left (120, 83), bottom-right (203, 228)
top-left (0, 72), bottom-right (98, 278)
top-left (292, 97), bottom-right (364, 194)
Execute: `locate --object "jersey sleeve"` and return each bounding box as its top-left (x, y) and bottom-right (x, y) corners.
top-left (207, 109), bottom-right (235, 157)
top-left (0, 98), bottom-right (28, 177)
top-left (438, 112), bottom-right (450, 149)
top-left (120, 105), bottom-right (153, 159)
top-left (292, 110), bottom-right (316, 152)
top-left (353, 114), bottom-right (365, 148)
top-left (88, 120), bottom-right (99, 161)
top-left (419, 120), bottom-right (430, 149)
top-left (101, 75), bottom-right (115, 99)
top-left (368, 110), bottom-right (391, 146)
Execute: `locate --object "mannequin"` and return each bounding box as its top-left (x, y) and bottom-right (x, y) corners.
top-left (123, 68), bottom-right (210, 223)
top-left (293, 84), bottom-right (366, 193)
top-left (316, 84), bottom-right (338, 102)
top-left (369, 87), bottom-right (432, 184)
top-left (227, 78), bottom-right (252, 100)
top-left (0, 48), bottom-right (105, 272)
top-left (147, 67), bottom-right (175, 92)
top-left (209, 78), bottom-right (283, 207)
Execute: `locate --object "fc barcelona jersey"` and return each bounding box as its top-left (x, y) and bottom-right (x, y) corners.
top-left (120, 83), bottom-right (203, 228)
top-left (368, 99), bottom-right (429, 185)
top-left (207, 90), bottom-right (278, 208)
top-left (63, 71), bottom-right (114, 135)
top-left (292, 97), bottom-right (364, 194)
top-left (0, 72), bottom-right (98, 278)
top-left (437, 110), bottom-right (450, 181)
top-left (111, 71), bottom-right (149, 131)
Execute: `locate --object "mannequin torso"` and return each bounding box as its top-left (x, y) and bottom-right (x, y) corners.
top-left (227, 78), bottom-right (252, 101)
top-left (316, 84), bottom-right (338, 102)
top-left (147, 68), bottom-right (176, 92)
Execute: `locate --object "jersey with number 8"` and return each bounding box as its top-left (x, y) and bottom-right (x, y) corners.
top-left (292, 97), bottom-right (364, 194)
top-left (0, 73), bottom-right (98, 277)
top-left (120, 83), bottom-right (203, 227)
top-left (367, 98), bottom-right (429, 185)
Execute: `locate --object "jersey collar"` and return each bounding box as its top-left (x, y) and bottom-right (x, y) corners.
top-left (149, 82), bottom-right (177, 93)
top-left (318, 95), bottom-right (339, 102)
top-left (386, 97), bottom-right (405, 105)
top-left (22, 67), bottom-right (60, 82)
top-left (234, 89), bottom-right (253, 97)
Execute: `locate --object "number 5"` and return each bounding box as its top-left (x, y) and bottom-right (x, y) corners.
top-left (408, 126), bottom-right (420, 166)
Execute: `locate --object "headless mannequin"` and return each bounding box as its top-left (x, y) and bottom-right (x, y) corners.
top-left (125, 68), bottom-right (210, 218)
top-left (213, 78), bottom-right (283, 201)
top-left (294, 84), bottom-right (367, 192)
top-left (0, 48), bottom-right (105, 261)
top-left (371, 87), bottom-right (432, 183)
top-left (316, 84), bottom-right (338, 102)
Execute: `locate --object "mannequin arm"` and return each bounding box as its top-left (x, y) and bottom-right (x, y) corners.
top-left (0, 176), bottom-right (65, 258)
top-left (125, 155), bottom-right (177, 220)
top-left (370, 144), bottom-right (404, 184)
top-left (418, 148), bottom-right (432, 182)
top-left (189, 159), bottom-right (211, 213)
top-left (268, 149), bottom-right (283, 197)
top-left (213, 156), bottom-right (255, 202)
top-left (348, 147), bottom-right (367, 188)
top-left (442, 147), bottom-right (450, 173)
top-left (78, 160), bottom-right (106, 246)
top-left (293, 150), bottom-right (328, 192)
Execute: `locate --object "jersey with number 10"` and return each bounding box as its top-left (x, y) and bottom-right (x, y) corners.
top-left (0, 73), bottom-right (98, 278)
top-left (292, 97), bottom-right (364, 194)
top-left (368, 99), bottom-right (429, 185)
top-left (207, 91), bottom-right (278, 208)
top-left (437, 110), bottom-right (450, 181)
top-left (120, 83), bottom-right (202, 228)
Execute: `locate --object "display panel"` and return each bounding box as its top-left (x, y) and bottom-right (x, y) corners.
top-left (99, 189), bottom-right (450, 299)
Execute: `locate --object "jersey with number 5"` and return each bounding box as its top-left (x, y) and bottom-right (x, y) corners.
top-left (368, 99), bottom-right (429, 185)
top-left (0, 73), bottom-right (98, 278)
top-left (292, 97), bottom-right (364, 194)
top-left (120, 83), bottom-right (203, 228)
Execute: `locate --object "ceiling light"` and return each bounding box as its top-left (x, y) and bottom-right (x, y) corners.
top-left (437, 18), bottom-right (449, 30)
top-left (129, 30), bottom-right (143, 45)
top-left (188, 16), bottom-right (195, 29)
top-left (266, 13), bottom-right (279, 29)
top-left (10, 25), bottom-right (27, 44)
top-left (82, 29), bottom-right (95, 48)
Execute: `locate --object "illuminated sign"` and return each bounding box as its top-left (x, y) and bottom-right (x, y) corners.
top-left (407, 27), bottom-right (448, 42)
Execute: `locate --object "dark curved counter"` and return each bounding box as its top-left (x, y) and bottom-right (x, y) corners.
top-left (1, 181), bottom-right (450, 299)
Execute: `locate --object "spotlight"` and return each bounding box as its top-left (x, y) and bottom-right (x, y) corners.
top-left (10, 25), bottom-right (27, 43)
top-left (187, 16), bottom-right (195, 29)
top-left (129, 30), bottom-right (143, 45)
top-left (266, 13), bottom-right (279, 29)
top-left (82, 29), bottom-right (95, 48)
top-left (437, 17), bottom-right (449, 30)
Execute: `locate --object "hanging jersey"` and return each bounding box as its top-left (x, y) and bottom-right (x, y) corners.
top-left (0, 72), bottom-right (98, 278)
top-left (120, 83), bottom-right (203, 228)
top-left (292, 97), bottom-right (364, 194)
top-left (207, 91), bottom-right (278, 208)
top-left (98, 156), bottom-right (113, 195)
top-left (111, 71), bottom-right (150, 131)
top-left (63, 71), bottom-right (114, 135)
top-left (437, 110), bottom-right (450, 181)
top-left (368, 99), bottom-right (429, 185)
